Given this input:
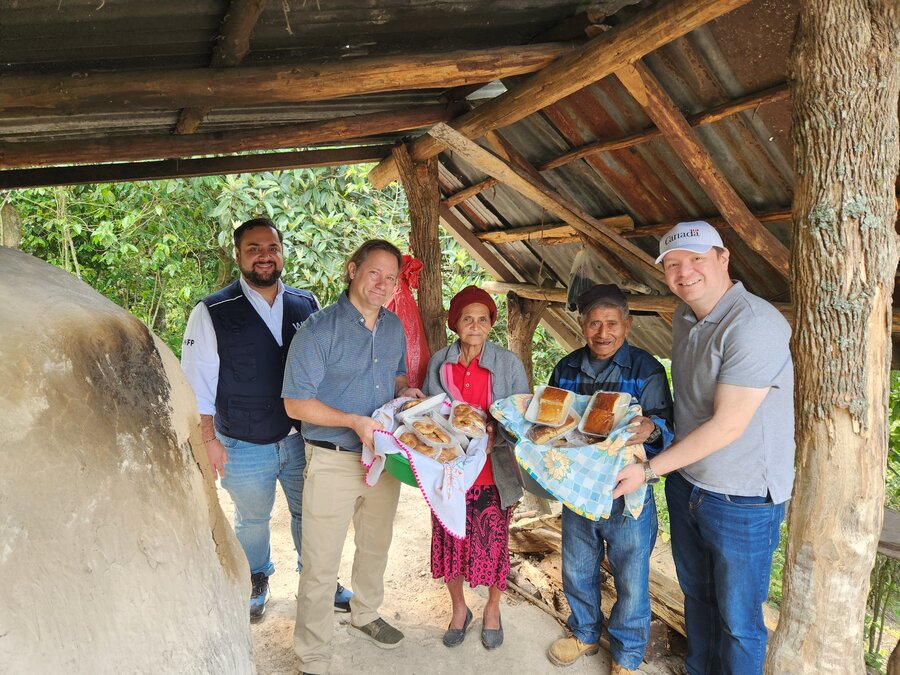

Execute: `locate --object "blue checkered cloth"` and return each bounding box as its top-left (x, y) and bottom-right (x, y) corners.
top-left (490, 393), bottom-right (648, 520)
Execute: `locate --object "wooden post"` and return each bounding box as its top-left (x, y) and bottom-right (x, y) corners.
top-left (765, 2), bottom-right (899, 674)
top-left (1, 203), bottom-right (22, 249)
top-left (392, 144), bottom-right (446, 355)
top-left (506, 291), bottom-right (552, 515)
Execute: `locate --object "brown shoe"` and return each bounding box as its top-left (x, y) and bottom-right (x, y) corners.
top-left (611, 662), bottom-right (638, 674)
top-left (547, 636), bottom-right (600, 667)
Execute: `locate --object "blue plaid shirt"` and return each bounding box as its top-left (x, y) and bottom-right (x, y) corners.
top-left (549, 341), bottom-right (674, 456)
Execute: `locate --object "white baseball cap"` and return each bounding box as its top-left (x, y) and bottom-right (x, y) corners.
top-left (655, 220), bottom-right (724, 264)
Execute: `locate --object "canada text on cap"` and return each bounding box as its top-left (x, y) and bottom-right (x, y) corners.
top-left (655, 220), bottom-right (724, 264)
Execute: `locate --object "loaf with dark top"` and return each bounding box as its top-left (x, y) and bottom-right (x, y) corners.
top-left (583, 392), bottom-right (620, 436)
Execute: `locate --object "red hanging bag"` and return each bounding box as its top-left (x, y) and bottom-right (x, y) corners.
top-left (385, 255), bottom-right (431, 388)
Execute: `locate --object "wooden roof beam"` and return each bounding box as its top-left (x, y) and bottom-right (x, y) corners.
top-left (0, 43), bottom-right (574, 115)
top-left (443, 177), bottom-right (499, 207)
top-left (367, 0), bottom-right (753, 188)
top-left (0, 145), bottom-right (390, 190)
top-left (538, 81), bottom-right (789, 172)
top-left (175, 0), bottom-right (267, 134)
top-left (615, 62), bottom-right (791, 277)
top-left (477, 219), bottom-right (634, 244)
top-left (0, 104), bottom-right (455, 170)
top-left (428, 123), bottom-right (664, 282)
top-left (482, 281), bottom-right (900, 335)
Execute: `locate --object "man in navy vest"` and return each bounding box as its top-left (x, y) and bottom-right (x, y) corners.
top-left (181, 217), bottom-right (351, 621)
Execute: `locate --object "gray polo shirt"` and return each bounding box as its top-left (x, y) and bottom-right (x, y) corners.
top-left (671, 282), bottom-right (795, 503)
top-left (282, 291), bottom-right (407, 451)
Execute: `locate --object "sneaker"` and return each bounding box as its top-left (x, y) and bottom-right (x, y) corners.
top-left (547, 636), bottom-right (599, 667)
top-left (348, 617), bottom-right (405, 650)
top-left (249, 572), bottom-right (269, 621)
top-left (334, 582), bottom-right (352, 613)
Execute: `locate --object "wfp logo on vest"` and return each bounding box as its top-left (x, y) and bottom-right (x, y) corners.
top-left (664, 228), bottom-right (700, 245)
top-left (292, 322), bottom-right (303, 332)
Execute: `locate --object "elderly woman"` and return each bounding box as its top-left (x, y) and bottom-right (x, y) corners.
top-left (424, 285), bottom-right (529, 651)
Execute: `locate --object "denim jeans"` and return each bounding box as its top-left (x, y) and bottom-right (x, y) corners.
top-left (218, 431), bottom-right (305, 577)
top-left (666, 470), bottom-right (785, 675)
top-left (561, 490), bottom-right (658, 670)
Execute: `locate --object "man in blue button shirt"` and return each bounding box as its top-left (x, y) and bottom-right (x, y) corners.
top-left (546, 284), bottom-right (674, 674)
top-left (283, 239), bottom-right (424, 675)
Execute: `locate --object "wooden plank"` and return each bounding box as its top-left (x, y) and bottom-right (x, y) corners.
top-left (393, 145), bottom-right (446, 355)
top-left (880, 507), bottom-right (900, 560)
top-left (478, 223), bottom-right (578, 244)
top-left (0, 105), bottom-right (453, 170)
top-left (484, 280), bottom-right (900, 334)
top-left (438, 204), bottom-right (583, 351)
top-left (367, 0), bottom-right (753, 188)
top-left (443, 177), bottom-right (499, 208)
top-left (483, 281), bottom-right (679, 312)
top-left (621, 208), bottom-right (792, 238)
top-left (175, 0), bottom-right (267, 134)
top-left (0, 145), bottom-right (391, 190)
top-left (0, 44), bottom-right (574, 115)
top-left (537, 82), bottom-right (789, 172)
top-left (615, 62), bottom-right (791, 277)
top-left (428, 123), bottom-right (665, 282)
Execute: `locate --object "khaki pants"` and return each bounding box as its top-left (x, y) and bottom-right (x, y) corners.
top-left (293, 443), bottom-right (401, 673)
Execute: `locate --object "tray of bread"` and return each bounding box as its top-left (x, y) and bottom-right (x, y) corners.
top-left (578, 391), bottom-right (632, 438)
top-left (524, 386), bottom-right (575, 427)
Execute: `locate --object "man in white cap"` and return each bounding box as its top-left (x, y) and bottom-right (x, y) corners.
top-left (613, 221), bottom-right (795, 675)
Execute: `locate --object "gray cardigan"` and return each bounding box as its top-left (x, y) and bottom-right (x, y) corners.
top-left (424, 340), bottom-right (530, 508)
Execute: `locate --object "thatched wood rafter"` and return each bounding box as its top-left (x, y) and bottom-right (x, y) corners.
top-left (0, 146), bottom-right (391, 190)
top-left (174, 0), bottom-right (268, 135)
top-left (0, 43), bottom-right (574, 116)
top-left (0, 105), bottom-right (456, 170)
top-left (614, 61), bottom-right (791, 277)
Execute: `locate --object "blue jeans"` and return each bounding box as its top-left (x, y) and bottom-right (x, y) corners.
top-left (218, 431), bottom-right (305, 577)
top-left (666, 471), bottom-right (785, 675)
top-left (561, 491), bottom-right (658, 670)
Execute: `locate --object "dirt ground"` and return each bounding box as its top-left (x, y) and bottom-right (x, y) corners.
top-left (218, 482), bottom-right (666, 675)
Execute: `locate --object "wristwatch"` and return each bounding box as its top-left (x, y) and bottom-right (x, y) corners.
top-left (643, 461), bottom-right (660, 485)
top-left (646, 422), bottom-right (661, 444)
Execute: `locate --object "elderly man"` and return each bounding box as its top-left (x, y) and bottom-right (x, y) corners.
top-left (181, 216), bottom-right (351, 621)
top-left (283, 239), bottom-right (424, 675)
top-left (614, 221), bottom-right (794, 674)
top-left (546, 284), bottom-right (674, 674)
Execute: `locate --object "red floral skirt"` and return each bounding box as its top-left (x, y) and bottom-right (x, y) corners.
top-left (431, 484), bottom-right (512, 589)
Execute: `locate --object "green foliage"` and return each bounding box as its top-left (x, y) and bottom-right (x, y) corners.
top-left (5, 166), bottom-right (565, 378)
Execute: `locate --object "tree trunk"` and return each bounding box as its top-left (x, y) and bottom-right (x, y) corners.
top-left (506, 292), bottom-right (549, 388)
top-left (393, 144), bottom-right (446, 355)
top-left (1, 202), bottom-right (22, 249)
top-left (765, 3), bottom-right (899, 673)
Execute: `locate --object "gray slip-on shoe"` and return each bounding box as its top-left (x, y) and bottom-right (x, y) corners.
top-left (442, 607), bottom-right (473, 648)
top-left (481, 616), bottom-right (504, 650)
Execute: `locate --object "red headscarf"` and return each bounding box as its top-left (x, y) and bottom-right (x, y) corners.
top-left (447, 286), bottom-right (497, 334)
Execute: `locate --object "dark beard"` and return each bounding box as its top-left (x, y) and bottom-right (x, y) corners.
top-left (243, 266), bottom-right (281, 287)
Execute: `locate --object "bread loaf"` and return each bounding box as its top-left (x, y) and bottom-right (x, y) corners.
top-left (582, 392), bottom-right (621, 436)
top-left (527, 413), bottom-right (578, 445)
top-left (536, 387), bottom-right (569, 425)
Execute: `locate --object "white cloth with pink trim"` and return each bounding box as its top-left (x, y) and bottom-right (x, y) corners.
top-left (361, 396), bottom-right (488, 539)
